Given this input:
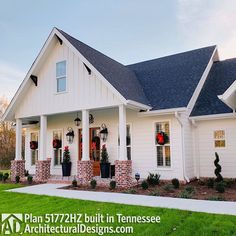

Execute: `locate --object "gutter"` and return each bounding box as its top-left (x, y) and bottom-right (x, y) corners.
top-left (138, 107), bottom-right (187, 117)
top-left (175, 111), bottom-right (190, 183)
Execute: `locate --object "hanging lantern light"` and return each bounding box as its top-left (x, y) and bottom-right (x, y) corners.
top-left (74, 112), bottom-right (81, 127)
top-left (66, 127), bottom-right (74, 144)
top-left (100, 124), bottom-right (108, 142)
top-left (89, 114), bottom-right (94, 124)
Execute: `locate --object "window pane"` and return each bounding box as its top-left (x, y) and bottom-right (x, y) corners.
top-left (157, 146), bottom-right (163, 166)
top-left (127, 147), bottom-right (131, 160)
top-left (54, 149), bottom-right (62, 165)
top-left (31, 150), bottom-right (38, 165)
top-left (56, 61), bottom-right (66, 77)
top-left (215, 140), bottom-right (225, 148)
top-left (126, 125), bottom-right (131, 146)
top-left (31, 133), bottom-right (38, 142)
top-left (165, 146), bottom-right (171, 166)
top-left (57, 77), bottom-right (66, 92)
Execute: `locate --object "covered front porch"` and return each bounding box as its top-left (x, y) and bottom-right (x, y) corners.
top-left (11, 105), bottom-right (133, 188)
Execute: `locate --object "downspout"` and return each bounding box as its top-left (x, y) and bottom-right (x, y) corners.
top-left (175, 111), bottom-right (190, 183)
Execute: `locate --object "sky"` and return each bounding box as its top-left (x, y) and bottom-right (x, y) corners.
top-left (1, 0), bottom-right (236, 100)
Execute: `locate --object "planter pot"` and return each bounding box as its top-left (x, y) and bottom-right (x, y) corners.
top-left (100, 163), bottom-right (110, 178)
top-left (62, 162), bottom-right (72, 177)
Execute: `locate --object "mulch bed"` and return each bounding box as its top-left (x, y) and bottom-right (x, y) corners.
top-left (61, 179), bottom-right (236, 201)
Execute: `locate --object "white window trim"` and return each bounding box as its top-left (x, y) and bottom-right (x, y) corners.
top-left (213, 129), bottom-right (227, 150)
top-left (52, 129), bottom-right (64, 168)
top-left (30, 131), bottom-right (39, 167)
top-left (153, 120), bottom-right (173, 170)
top-left (55, 60), bottom-right (68, 94)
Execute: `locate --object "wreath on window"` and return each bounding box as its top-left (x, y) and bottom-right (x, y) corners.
top-left (53, 139), bottom-right (62, 149)
top-left (30, 141), bottom-right (38, 150)
top-left (156, 132), bottom-right (169, 145)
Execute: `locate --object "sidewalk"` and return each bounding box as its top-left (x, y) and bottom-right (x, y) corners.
top-left (7, 183), bottom-right (236, 216)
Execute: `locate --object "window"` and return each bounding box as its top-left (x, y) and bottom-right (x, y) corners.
top-left (118, 124), bottom-right (132, 160)
top-left (214, 130), bottom-right (225, 148)
top-left (56, 61), bottom-right (66, 92)
top-left (155, 122), bottom-right (171, 167)
top-left (53, 130), bottom-right (63, 165)
top-left (30, 132), bottom-right (38, 166)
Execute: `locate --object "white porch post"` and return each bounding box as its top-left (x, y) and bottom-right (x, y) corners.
top-left (39, 115), bottom-right (47, 160)
top-left (82, 109), bottom-right (90, 161)
top-left (15, 118), bottom-right (22, 160)
top-left (119, 104), bottom-right (127, 160)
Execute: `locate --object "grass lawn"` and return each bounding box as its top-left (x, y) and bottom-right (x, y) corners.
top-left (0, 184), bottom-right (236, 235)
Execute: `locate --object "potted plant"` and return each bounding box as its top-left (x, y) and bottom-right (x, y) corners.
top-left (61, 146), bottom-right (72, 176)
top-left (100, 144), bottom-right (110, 178)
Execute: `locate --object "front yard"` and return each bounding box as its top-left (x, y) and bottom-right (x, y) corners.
top-left (0, 183), bottom-right (236, 235)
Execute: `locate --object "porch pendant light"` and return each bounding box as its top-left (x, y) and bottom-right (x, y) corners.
top-left (66, 127), bottom-right (74, 144)
top-left (74, 112), bottom-right (81, 126)
top-left (100, 124), bottom-right (108, 142)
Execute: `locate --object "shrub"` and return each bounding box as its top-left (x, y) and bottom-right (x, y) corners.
top-left (215, 182), bottom-right (225, 193)
top-left (206, 195), bottom-right (225, 201)
top-left (0, 172), bottom-right (3, 181)
top-left (214, 152), bottom-right (223, 182)
top-left (179, 190), bottom-right (192, 199)
top-left (171, 178), bottom-right (180, 189)
top-left (27, 175), bottom-right (33, 184)
top-left (198, 179), bottom-right (205, 186)
top-left (3, 173), bottom-right (9, 182)
top-left (15, 176), bottom-right (20, 183)
top-left (125, 189), bottom-right (137, 194)
top-left (110, 180), bottom-right (116, 190)
top-left (224, 179), bottom-right (235, 188)
top-left (163, 184), bottom-right (175, 192)
top-left (206, 178), bottom-right (214, 188)
top-left (72, 178), bottom-right (77, 187)
top-left (149, 190), bottom-right (160, 196)
top-left (90, 179), bottom-right (97, 189)
top-left (24, 170), bottom-right (29, 177)
top-left (184, 186), bottom-right (195, 194)
top-left (147, 173), bottom-right (160, 186)
top-left (141, 180), bottom-right (149, 190)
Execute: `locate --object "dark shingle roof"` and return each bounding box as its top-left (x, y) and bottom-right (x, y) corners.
top-left (191, 59), bottom-right (236, 116)
top-left (57, 29), bottom-right (149, 106)
top-left (127, 46), bottom-right (216, 110)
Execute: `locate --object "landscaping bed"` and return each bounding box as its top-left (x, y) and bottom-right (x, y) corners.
top-left (62, 177), bottom-right (236, 201)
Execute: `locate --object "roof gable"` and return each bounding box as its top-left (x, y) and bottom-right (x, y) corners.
top-left (127, 46), bottom-right (216, 110)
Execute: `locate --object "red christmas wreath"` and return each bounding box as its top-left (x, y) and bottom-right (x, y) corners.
top-left (30, 141), bottom-right (38, 150)
top-left (156, 132), bottom-right (169, 145)
top-left (53, 139), bottom-right (62, 149)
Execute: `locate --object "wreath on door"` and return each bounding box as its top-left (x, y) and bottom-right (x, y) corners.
top-left (156, 132), bottom-right (169, 145)
top-left (30, 141), bottom-right (38, 150)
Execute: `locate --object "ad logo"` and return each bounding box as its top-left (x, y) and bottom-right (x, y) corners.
top-left (1, 214), bottom-right (23, 235)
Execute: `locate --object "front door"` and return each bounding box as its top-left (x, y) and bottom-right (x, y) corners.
top-left (78, 128), bottom-right (101, 176)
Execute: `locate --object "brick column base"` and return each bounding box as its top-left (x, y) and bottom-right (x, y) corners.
top-left (11, 160), bottom-right (25, 181)
top-left (115, 160), bottom-right (132, 188)
top-left (77, 160), bottom-right (93, 184)
top-left (35, 159), bottom-right (51, 182)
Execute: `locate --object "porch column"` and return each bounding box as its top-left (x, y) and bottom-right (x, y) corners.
top-left (115, 105), bottom-right (132, 188)
top-left (11, 119), bottom-right (25, 181)
top-left (35, 115), bottom-right (51, 182)
top-left (77, 110), bottom-right (93, 184)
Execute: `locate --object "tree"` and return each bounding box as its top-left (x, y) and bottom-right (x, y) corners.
top-left (0, 97), bottom-right (16, 169)
top-left (214, 152), bottom-right (223, 182)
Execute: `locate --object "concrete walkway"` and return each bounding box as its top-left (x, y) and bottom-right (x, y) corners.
top-left (6, 184), bottom-right (236, 216)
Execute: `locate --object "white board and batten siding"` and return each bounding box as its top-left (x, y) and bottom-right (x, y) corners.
top-left (25, 109), bottom-right (185, 180)
top-left (15, 41), bottom-right (121, 119)
top-left (196, 119), bottom-right (236, 178)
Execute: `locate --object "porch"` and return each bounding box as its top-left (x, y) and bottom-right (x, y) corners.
top-left (11, 105), bottom-right (134, 188)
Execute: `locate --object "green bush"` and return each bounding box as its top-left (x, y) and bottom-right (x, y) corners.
top-left (224, 179), bottom-right (235, 188)
top-left (27, 175), bottom-right (33, 184)
top-left (149, 190), bottom-right (160, 196)
top-left (163, 184), bottom-right (175, 192)
top-left (198, 179), bottom-right (205, 186)
top-left (179, 190), bottom-right (192, 199)
top-left (0, 172), bottom-right (3, 181)
top-left (171, 178), bottom-right (180, 189)
top-left (215, 182), bottom-right (225, 193)
top-left (72, 179), bottom-right (77, 187)
top-left (90, 179), bottom-right (97, 189)
top-left (214, 152), bottom-right (223, 182)
top-left (3, 173), bottom-right (9, 182)
top-left (141, 180), bottom-right (149, 190)
top-left (15, 176), bottom-right (20, 183)
top-left (125, 189), bottom-right (137, 194)
top-left (109, 180), bottom-right (116, 190)
top-left (206, 195), bottom-right (225, 201)
top-left (147, 173), bottom-right (160, 186)
top-left (206, 178), bottom-right (214, 188)
top-left (184, 186), bottom-right (195, 194)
